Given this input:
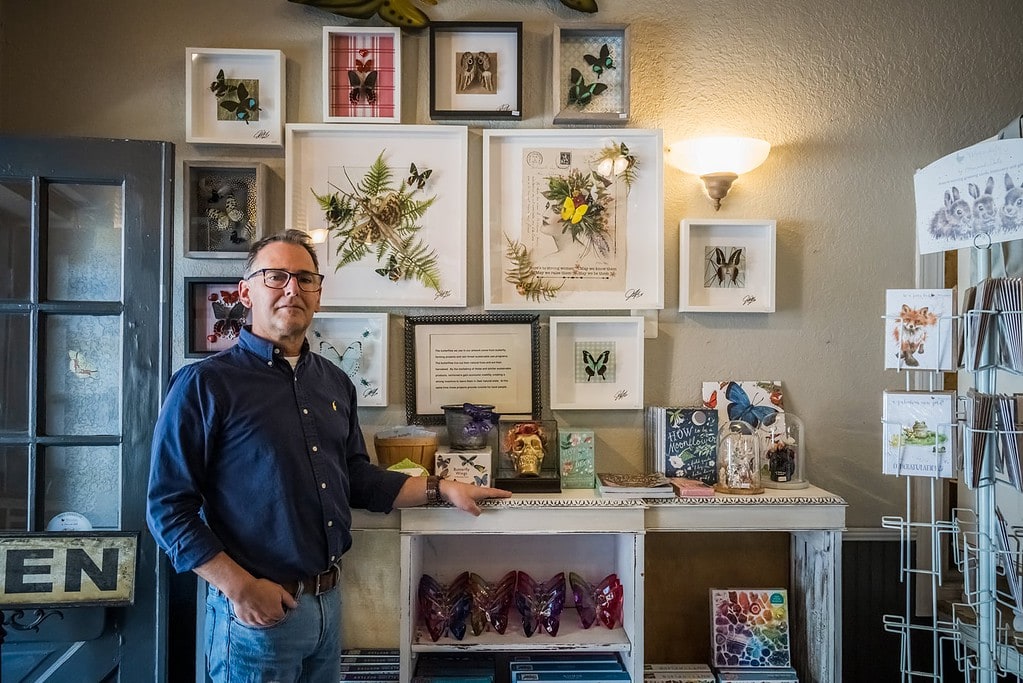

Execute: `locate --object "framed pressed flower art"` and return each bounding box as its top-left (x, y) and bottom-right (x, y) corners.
top-left (285, 124), bottom-right (468, 307)
top-left (483, 128), bottom-right (663, 311)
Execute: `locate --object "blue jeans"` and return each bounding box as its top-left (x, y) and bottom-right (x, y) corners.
top-left (205, 583), bottom-right (342, 683)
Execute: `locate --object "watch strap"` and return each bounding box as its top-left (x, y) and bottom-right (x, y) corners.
top-left (426, 475), bottom-right (442, 504)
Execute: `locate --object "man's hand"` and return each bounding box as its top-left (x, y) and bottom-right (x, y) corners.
top-left (229, 577), bottom-right (299, 626)
top-left (440, 479), bottom-right (512, 516)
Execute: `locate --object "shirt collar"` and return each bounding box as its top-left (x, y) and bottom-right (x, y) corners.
top-left (238, 326), bottom-right (310, 362)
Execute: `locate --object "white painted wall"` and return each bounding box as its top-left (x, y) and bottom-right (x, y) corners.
top-left (1, 0), bottom-right (1020, 533)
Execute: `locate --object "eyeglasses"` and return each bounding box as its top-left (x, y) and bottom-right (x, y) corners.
top-left (244, 268), bottom-right (324, 292)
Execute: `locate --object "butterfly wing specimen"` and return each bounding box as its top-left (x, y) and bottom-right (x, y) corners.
top-left (407, 162), bottom-right (433, 189)
top-left (724, 381), bottom-right (778, 428)
top-left (567, 67), bottom-right (608, 106)
top-left (320, 340), bottom-right (363, 380)
top-left (711, 247), bottom-right (743, 286)
top-left (347, 68), bottom-right (378, 104)
top-left (582, 349), bottom-right (610, 381)
top-left (211, 291), bottom-right (248, 340)
top-left (582, 43), bottom-right (615, 77)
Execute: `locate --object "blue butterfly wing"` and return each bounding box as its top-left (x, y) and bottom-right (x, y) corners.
top-left (339, 341), bottom-right (362, 378)
top-left (319, 341), bottom-right (343, 367)
top-left (725, 382), bottom-right (777, 428)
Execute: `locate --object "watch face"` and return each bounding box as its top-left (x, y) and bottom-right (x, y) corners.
top-left (46, 511), bottom-right (93, 532)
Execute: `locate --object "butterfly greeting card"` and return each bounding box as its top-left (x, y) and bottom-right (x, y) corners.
top-left (702, 381), bottom-right (784, 431)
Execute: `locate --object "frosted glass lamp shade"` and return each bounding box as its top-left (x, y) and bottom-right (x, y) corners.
top-left (667, 136), bottom-right (771, 176)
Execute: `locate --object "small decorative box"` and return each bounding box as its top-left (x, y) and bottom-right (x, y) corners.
top-left (435, 447), bottom-right (492, 487)
top-left (559, 430), bottom-right (595, 489)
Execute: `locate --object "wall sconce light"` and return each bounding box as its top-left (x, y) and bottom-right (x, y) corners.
top-left (667, 136), bottom-right (771, 210)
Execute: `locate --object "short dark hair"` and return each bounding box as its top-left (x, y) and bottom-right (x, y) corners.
top-left (244, 229), bottom-right (320, 274)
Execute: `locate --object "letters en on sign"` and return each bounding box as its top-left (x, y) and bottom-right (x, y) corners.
top-left (0, 533), bottom-right (137, 608)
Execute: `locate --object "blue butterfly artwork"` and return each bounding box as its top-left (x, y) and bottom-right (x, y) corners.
top-left (582, 349), bottom-right (610, 381)
top-left (473, 474), bottom-right (489, 486)
top-left (319, 338), bottom-right (362, 379)
top-left (724, 381), bottom-right (778, 428)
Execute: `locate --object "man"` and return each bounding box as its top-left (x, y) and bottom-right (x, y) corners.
top-left (147, 229), bottom-right (511, 682)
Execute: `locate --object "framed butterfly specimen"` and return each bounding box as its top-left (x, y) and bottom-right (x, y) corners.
top-left (285, 124), bottom-right (468, 307)
top-left (553, 26), bottom-right (630, 125)
top-left (183, 160), bottom-right (268, 258)
top-left (307, 312), bottom-right (388, 407)
top-left (185, 47), bottom-right (284, 146)
top-left (184, 278), bottom-right (252, 357)
top-left (429, 22), bottom-right (522, 120)
top-left (322, 27), bottom-right (400, 123)
top-left (549, 316), bottom-right (644, 410)
top-left (680, 219), bottom-right (777, 312)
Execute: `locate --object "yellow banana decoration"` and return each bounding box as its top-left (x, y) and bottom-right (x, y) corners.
top-left (288, 0), bottom-right (596, 29)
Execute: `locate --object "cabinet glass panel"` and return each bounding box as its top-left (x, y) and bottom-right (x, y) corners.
top-left (46, 183), bottom-right (123, 302)
top-left (0, 314), bottom-right (30, 435)
top-left (0, 179), bottom-right (32, 301)
top-left (0, 446), bottom-right (29, 531)
top-left (43, 445), bottom-right (120, 530)
top-left (43, 314), bottom-right (121, 435)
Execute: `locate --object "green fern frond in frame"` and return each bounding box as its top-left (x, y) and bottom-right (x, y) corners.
top-left (394, 234), bottom-right (441, 291)
top-left (398, 194), bottom-right (437, 227)
top-left (503, 235), bottom-right (563, 302)
top-left (357, 153), bottom-right (392, 198)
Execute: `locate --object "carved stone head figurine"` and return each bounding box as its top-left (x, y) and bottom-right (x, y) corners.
top-left (503, 422), bottom-right (548, 477)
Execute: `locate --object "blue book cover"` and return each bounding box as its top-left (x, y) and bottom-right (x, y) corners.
top-left (514, 672), bottom-right (631, 682)
top-left (511, 662), bottom-right (624, 672)
top-left (662, 407), bottom-right (718, 484)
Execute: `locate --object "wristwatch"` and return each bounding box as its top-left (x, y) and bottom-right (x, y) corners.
top-left (426, 475), bottom-right (442, 504)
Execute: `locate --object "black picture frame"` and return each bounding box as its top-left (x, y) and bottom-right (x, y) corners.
top-left (184, 277), bottom-right (250, 358)
top-left (404, 314), bottom-right (541, 425)
top-left (429, 21), bottom-right (523, 120)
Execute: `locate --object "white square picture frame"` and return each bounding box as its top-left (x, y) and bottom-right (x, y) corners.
top-left (680, 218), bottom-right (776, 313)
top-left (308, 312), bottom-right (389, 407)
top-left (483, 128), bottom-right (664, 311)
top-left (182, 160), bottom-right (269, 258)
top-left (322, 26), bottom-right (401, 123)
top-left (549, 316), bottom-right (644, 410)
top-left (185, 48), bottom-right (285, 146)
top-left (285, 123), bottom-right (468, 307)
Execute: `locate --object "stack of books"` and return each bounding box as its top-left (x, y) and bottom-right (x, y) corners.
top-left (595, 472), bottom-right (675, 499)
top-left (413, 652), bottom-right (496, 683)
top-left (509, 652), bottom-right (629, 682)
top-left (645, 406), bottom-right (718, 486)
top-left (340, 648), bottom-right (400, 682)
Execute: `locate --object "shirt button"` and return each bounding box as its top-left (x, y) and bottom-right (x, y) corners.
top-left (303, 408), bottom-right (309, 414)
top-left (330, 555), bottom-right (336, 562)
top-left (266, 361), bottom-right (273, 366)
top-left (274, 348), bottom-right (280, 354)
top-left (321, 483), bottom-right (327, 489)
top-left (327, 520), bottom-right (333, 527)
top-left (312, 446), bottom-right (319, 452)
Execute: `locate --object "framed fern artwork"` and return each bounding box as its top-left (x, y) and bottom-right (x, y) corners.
top-left (482, 128), bottom-right (663, 311)
top-left (285, 124), bottom-right (468, 307)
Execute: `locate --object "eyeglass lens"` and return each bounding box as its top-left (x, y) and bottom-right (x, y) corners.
top-left (261, 269), bottom-right (323, 292)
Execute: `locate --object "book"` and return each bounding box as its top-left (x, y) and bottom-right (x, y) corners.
top-left (559, 429), bottom-right (596, 489)
top-left (714, 667), bottom-right (799, 682)
top-left (645, 664), bottom-right (715, 683)
top-left (596, 472), bottom-right (675, 498)
top-left (668, 477), bottom-right (715, 498)
top-left (710, 589), bottom-right (791, 669)
top-left (513, 673), bottom-right (631, 683)
top-left (882, 390), bottom-right (956, 478)
top-left (884, 288), bottom-right (955, 371)
top-left (435, 446), bottom-right (492, 487)
top-left (509, 653), bottom-right (621, 664)
top-left (342, 649), bottom-right (400, 657)
top-left (648, 407), bottom-right (719, 485)
top-left (511, 662), bottom-right (624, 672)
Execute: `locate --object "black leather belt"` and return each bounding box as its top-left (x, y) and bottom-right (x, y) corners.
top-left (281, 562), bottom-right (341, 597)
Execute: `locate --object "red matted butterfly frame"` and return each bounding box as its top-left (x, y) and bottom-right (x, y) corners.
top-left (322, 26), bottom-right (401, 124)
top-left (184, 277), bottom-right (251, 358)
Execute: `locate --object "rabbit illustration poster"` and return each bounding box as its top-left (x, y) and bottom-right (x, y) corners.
top-left (915, 137), bottom-right (1023, 254)
top-left (884, 289), bottom-right (955, 371)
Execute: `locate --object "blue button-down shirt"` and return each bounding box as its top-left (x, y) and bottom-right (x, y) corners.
top-left (146, 327), bottom-right (409, 584)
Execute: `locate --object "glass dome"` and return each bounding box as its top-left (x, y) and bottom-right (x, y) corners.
top-left (715, 419), bottom-right (764, 495)
top-left (760, 412), bottom-right (808, 489)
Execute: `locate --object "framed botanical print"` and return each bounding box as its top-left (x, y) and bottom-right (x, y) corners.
top-left (680, 219), bottom-right (777, 312)
top-left (483, 128), bottom-right (664, 310)
top-left (322, 26), bottom-right (401, 123)
top-left (285, 123), bottom-right (468, 307)
top-left (429, 22), bottom-right (522, 120)
top-left (552, 25), bottom-right (630, 125)
top-left (308, 312), bottom-right (389, 407)
top-left (185, 48), bottom-right (285, 146)
top-left (184, 278), bottom-right (250, 357)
